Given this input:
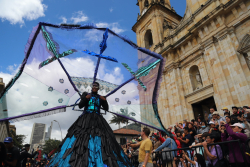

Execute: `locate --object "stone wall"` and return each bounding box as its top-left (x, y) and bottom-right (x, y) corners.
top-left (133, 0), bottom-right (250, 128)
top-left (158, 0), bottom-right (250, 126)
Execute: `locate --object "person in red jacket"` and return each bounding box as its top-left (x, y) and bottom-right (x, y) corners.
top-left (171, 131), bottom-right (182, 156)
top-left (154, 132), bottom-right (165, 143)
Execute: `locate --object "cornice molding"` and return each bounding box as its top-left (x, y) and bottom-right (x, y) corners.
top-left (214, 27), bottom-right (229, 41)
top-left (200, 37), bottom-right (218, 50)
top-left (163, 62), bottom-right (180, 74)
top-left (214, 26), bottom-right (238, 42)
top-left (159, 32), bottom-right (192, 54)
top-left (185, 84), bottom-right (213, 98)
top-left (179, 49), bottom-right (204, 68)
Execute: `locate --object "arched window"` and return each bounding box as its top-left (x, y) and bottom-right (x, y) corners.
top-left (160, 0), bottom-right (165, 5)
top-left (243, 53), bottom-right (250, 69)
top-left (189, 65), bottom-right (203, 91)
top-left (144, 0), bottom-right (149, 7)
top-left (237, 34), bottom-right (250, 70)
top-left (144, 30), bottom-right (153, 49)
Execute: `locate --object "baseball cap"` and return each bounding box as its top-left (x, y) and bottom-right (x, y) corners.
top-left (209, 121), bottom-right (215, 125)
top-left (212, 111), bottom-right (220, 116)
top-left (232, 106), bottom-right (238, 110)
top-left (222, 107), bottom-right (228, 110)
top-left (230, 123), bottom-right (244, 129)
top-left (4, 137), bottom-right (13, 143)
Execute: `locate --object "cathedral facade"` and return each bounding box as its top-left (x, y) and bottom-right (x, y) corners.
top-left (133, 0), bottom-right (250, 126)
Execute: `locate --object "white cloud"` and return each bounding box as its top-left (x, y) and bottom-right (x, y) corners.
top-left (96, 22), bottom-right (125, 34)
top-left (60, 16), bottom-right (67, 23)
top-left (59, 12), bottom-right (125, 34)
top-left (6, 66), bottom-right (15, 73)
top-left (6, 64), bottom-right (18, 73)
top-left (0, 72), bottom-right (13, 84)
top-left (81, 22), bottom-right (126, 44)
top-left (0, 64), bottom-right (19, 84)
top-left (109, 8), bottom-right (113, 13)
top-left (61, 57), bottom-right (96, 78)
top-left (70, 11), bottom-right (88, 24)
top-left (0, 0), bottom-right (47, 26)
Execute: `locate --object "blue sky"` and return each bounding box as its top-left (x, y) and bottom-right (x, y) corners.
top-left (0, 0), bottom-right (186, 142)
top-left (0, 0), bottom-right (186, 76)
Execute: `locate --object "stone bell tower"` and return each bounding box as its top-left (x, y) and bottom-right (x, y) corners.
top-left (132, 0), bottom-right (182, 53)
top-left (132, 0), bottom-right (183, 131)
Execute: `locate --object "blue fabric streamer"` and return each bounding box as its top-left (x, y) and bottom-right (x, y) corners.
top-left (99, 28), bottom-right (109, 54)
top-left (48, 136), bottom-right (76, 167)
top-left (82, 50), bottom-right (118, 63)
top-left (88, 135), bottom-right (103, 167)
top-left (138, 47), bottom-right (163, 60)
top-left (113, 151), bottom-right (131, 167)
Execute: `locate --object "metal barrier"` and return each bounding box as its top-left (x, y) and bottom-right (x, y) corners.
top-left (130, 140), bottom-right (250, 167)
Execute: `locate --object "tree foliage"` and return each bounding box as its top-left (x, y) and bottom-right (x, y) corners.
top-left (10, 129), bottom-right (26, 149)
top-left (109, 107), bottom-right (136, 129)
top-left (109, 114), bottom-right (124, 129)
top-left (43, 139), bottom-right (61, 154)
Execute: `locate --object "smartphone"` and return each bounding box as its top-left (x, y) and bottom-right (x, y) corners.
top-left (244, 114), bottom-right (247, 118)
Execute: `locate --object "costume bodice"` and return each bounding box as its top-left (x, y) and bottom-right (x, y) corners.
top-left (85, 93), bottom-right (101, 113)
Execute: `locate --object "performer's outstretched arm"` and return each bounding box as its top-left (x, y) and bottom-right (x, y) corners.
top-left (78, 92), bottom-right (89, 109)
top-left (100, 96), bottom-right (109, 111)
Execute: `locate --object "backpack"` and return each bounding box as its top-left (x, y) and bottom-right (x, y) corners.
top-left (162, 139), bottom-right (174, 162)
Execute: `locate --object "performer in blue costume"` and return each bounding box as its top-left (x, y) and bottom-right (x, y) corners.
top-left (48, 82), bottom-right (132, 167)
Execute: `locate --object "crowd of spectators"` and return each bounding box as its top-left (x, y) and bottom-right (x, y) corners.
top-left (0, 137), bottom-right (48, 167)
top-left (125, 106), bottom-right (250, 167)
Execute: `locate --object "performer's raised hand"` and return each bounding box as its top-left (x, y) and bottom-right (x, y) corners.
top-left (86, 94), bottom-right (91, 99)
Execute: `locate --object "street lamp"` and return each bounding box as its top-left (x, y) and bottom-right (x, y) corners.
top-left (53, 120), bottom-right (63, 141)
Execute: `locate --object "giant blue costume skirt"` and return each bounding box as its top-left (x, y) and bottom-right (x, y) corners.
top-left (48, 112), bottom-right (132, 167)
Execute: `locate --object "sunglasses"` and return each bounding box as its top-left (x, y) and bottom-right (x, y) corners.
top-left (92, 85), bottom-right (99, 88)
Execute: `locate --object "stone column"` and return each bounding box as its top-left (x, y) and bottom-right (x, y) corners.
top-left (136, 30), bottom-right (141, 47)
top-left (202, 38), bottom-right (234, 110)
top-left (152, 11), bottom-right (163, 47)
top-left (163, 65), bottom-right (190, 125)
top-left (158, 72), bottom-right (171, 127)
top-left (138, 0), bottom-right (143, 14)
top-left (216, 31), bottom-right (250, 106)
top-left (175, 67), bottom-right (189, 121)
